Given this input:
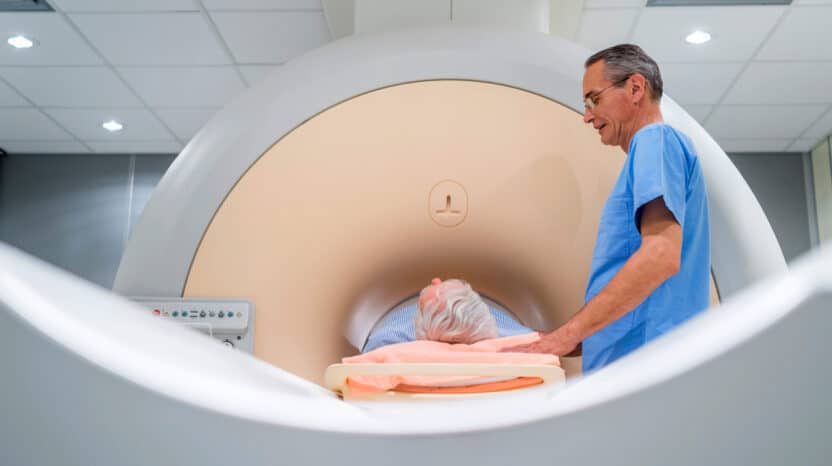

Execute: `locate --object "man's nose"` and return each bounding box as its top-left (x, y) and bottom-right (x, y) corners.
top-left (583, 108), bottom-right (594, 124)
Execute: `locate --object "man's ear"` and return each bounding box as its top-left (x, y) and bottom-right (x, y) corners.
top-left (629, 73), bottom-right (648, 103)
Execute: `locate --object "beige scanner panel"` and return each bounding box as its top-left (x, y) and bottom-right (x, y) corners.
top-left (184, 80), bottom-right (709, 384)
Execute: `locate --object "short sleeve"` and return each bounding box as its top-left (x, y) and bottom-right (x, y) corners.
top-left (628, 127), bottom-right (688, 228)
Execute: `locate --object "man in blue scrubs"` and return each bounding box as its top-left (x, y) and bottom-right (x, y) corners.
top-left (507, 44), bottom-right (710, 373)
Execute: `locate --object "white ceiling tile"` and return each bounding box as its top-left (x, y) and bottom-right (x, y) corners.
top-left (0, 13), bottom-right (102, 65)
top-left (0, 78), bottom-right (28, 106)
top-left (724, 62), bottom-right (832, 105)
top-left (794, 0), bottom-right (832, 4)
top-left (679, 104), bottom-right (712, 123)
top-left (45, 108), bottom-right (174, 141)
top-left (585, 0), bottom-right (644, 7)
top-left (119, 67), bottom-right (245, 107)
top-left (0, 108), bottom-right (73, 140)
top-left (211, 11), bottom-right (331, 63)
top-left (354, 0), bottom-right (450, 34)
top-left (239, 65), bottom-right (281, 86)
top-left (0, 67), bottom-right (141, 107)
top-left (788, 138), bottom-right (823, 152)
top-left (203, 0), bottom-right (323, 9)
top-left (576, 8), bottom-right (639, 52)
top-left (705, 105), bottom-right (827, 140)
top-left (757, 7), bottom-right (832, 61)
top-left (50, 0), bottom-right (197, 12)
top-left (631, 6), bottom-right (786, 63)
top-left (87, 140), bottom-right (183, 153)
top-left (718, 138), bottom-right (792, 152)
top-left (69, 13), bottom-right (231, 65)
top-left (661, 63), bottom-right (742, 105)
top-left (0, 140), bottom-right (90, 153)
top-left (155, 108), bottom-right (219, 141)
top-left (453, 0), bottom-right (549, 33)
top-left (801, 107), bottom-right (832, 141)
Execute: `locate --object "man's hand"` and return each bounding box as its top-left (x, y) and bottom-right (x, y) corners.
top-left (501, 330), bottom-right (581, 357)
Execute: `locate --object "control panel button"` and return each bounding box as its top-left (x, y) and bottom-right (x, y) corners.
top-left (222, 339), bottom-right (234, 348)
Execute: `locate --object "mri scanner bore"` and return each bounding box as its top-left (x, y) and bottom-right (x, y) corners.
top-left (7, 28), bottom-right (826, 466)
top-left (333, 43), bottom-right (712, 395)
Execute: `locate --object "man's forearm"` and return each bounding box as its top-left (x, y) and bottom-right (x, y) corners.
top-left (555, 236), bottom-right (680, 348)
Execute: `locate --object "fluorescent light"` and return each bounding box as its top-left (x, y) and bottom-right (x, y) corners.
top-left (102, 120), bottom-right (124, 132)
top-left (685, 30), bottom-right (711, 45)
top-left (7, 35), bottom-right (34, 49)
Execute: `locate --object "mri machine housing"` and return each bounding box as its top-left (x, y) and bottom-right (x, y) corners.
top-left (2, 28), bottom-right (829, 465)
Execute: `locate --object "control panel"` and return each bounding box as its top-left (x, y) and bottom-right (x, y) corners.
top-left (131, 297), bottom-right (255, 353)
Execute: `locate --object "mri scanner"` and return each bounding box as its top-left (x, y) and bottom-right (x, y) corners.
top-left (1, 28), bottom-right (830, 465)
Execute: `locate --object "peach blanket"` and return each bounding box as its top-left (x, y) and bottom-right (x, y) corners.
top-left (342, 333), bottom-right (559, 396)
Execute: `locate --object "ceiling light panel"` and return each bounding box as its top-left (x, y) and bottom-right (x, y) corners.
top-left (0, 66), bottom-right (142, 107)
top-left (724, 62), bottom-right (832, 105)
top-left (69, 13), bottom-right (230, 65)
top-left (44, 108), bottom-right (172, 141)
top-left (0, 108), bottom-right (73, 140)
top-left (577, 8), bottom-right (640, 52)
top-left (661, 63), bottom-right (743, 104)
top-left (101, 119), bottom-right (122, 131)
top-left (7, 35), bottom-right (35, 48)
top-left (705, 104), bottom-right (827, 139)
top-left (118, 67), bottom-right (245, 107)
top-left (0, 13), bottom-right (102, 65)
top-left (210, 11), bottom-right (331, 63)
top-left (756, 6), bottom-right (832, 60)
top-left (631, 6), bottom-right (785, 62)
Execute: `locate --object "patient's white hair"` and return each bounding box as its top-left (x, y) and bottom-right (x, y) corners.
top-left (414, 279), bottom-right (498, 344)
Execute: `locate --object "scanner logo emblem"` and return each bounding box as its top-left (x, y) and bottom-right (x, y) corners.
top-left (429, 180), bottom-right (468, 227)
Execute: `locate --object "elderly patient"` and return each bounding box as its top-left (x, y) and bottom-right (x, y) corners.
top-left (362, 278), bottom-right (531, 353)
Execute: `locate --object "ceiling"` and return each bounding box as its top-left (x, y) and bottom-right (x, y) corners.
top-left (0, 0), bottom-right (830, 155)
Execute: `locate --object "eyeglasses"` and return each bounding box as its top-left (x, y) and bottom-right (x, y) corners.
top-left (583, 75), bottom-right (630, 111)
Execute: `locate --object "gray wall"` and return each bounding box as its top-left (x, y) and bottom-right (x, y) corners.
top-left (728, 153), bottom-right (813, 263)
top-left (0, 153), bottom-right (175, 289)
top-left (0, 151), bottom-right (816, 289)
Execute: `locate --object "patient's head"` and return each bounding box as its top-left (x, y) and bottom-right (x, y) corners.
top-left (414, 278), bottom-right (498, 344)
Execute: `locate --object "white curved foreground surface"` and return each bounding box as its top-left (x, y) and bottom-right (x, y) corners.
top-left (1, 240), bottom-right (830, 465)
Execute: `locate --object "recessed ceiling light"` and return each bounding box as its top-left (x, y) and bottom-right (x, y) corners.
top-left (685, 30), bottom-right (711, 45)
top-left (102, 120), bottom-right (124, 132)
top-left (7, 35), bottom-right (34, 49)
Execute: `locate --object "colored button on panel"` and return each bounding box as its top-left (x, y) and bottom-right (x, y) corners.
top-left (152, 309), bottom-right (161, 316)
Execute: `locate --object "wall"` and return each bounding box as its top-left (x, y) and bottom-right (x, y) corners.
top-left (0, 153), bottom-right (175, 289)
top-left (728, 152), bottom-right (814, 263)
top-left (810, 137), bottom-right (832, 245)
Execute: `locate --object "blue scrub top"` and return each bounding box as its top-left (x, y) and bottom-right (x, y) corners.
top-left (582, 123), bottom-right (710, 373)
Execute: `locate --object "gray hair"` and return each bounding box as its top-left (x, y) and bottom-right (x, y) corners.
top-left (585, 44), bottom-right (663, 102)
top-left (414, 279), bottom-right (497, 344)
